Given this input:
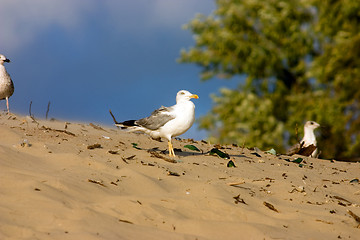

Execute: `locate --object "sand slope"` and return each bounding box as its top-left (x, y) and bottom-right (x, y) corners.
top-left (0, 114), bottom-right (359, 240)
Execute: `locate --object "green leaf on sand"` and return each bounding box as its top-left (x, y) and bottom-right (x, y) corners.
top-left (292, 158), bottom-right (303, 164)
top-left (131, 143), bottom-right (142, 150)
top-left (184, 145), bottom-right (201, 152)
top-left (227, 160), bottom-right (236, 167)
top-left (209, 148), bottom-right (230, 159)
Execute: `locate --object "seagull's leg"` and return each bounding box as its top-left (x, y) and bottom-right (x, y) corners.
top-left (171, 146), bottom-right (175, 157)
top-left (6, 97), bottom-right (10, 113)
top-left (167, 141), bottom-right (172, 156)
top-left (168, 141), bottom-right (175, 157)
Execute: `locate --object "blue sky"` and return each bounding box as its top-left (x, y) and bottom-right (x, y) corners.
top-left (1, 0), bottom-right (240, 140)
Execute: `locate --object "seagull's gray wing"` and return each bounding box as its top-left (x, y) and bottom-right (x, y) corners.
top-left (287, 141), bottom-right (317, 156)
top-left (287, 142), bottom-right (301, 156)
top-left (136, 106), bottom-right (175, 130)
top-left (0, 73), bottom-right (14, 100)
top-left (298, 144), bottom-right (317, 157)
top-left (286, 141), bottom-right (305, 156)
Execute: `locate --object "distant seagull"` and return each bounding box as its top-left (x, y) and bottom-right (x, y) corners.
top-left (116, 90), bottom-right (199, 157)
top-left (287, 121), bottom-right (320, 158)
top-left (0, 54), bottom-right (14, 113)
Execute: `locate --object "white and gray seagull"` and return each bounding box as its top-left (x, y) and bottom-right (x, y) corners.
top-left (116, 90), bottom-right (199, 157)
top-left (287, 121), bottom-right (320, 157)
top-left (0, 54), bottom-right (14, 113)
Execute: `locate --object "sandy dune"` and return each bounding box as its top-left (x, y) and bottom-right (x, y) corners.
top-left (0, 114), bottom-right (359, 239)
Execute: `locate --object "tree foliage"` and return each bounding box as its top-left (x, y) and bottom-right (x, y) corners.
top-left (179, 0), bottom-right (360, 159)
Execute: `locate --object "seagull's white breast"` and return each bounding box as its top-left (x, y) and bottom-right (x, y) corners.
top-left (158, 101), bottom-right (195, 140)
top-left (301, 125), bottom-right (318, 157)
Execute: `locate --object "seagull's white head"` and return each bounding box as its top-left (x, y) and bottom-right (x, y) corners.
top-left (0, 54), bottom-right (10, 64)
top-left (176, 90), bottom-right (199, 103)
top-left (304, 121), bottom-right (320, 130)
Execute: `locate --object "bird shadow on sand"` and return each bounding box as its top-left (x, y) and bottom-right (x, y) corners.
top-left (175, 149), bottom-right (254, 160)
top-left (133, 147), bottom-right (205, 163)
top-left (133, 138), bottom-right (254, 161)
top-left (174, 150), bottom-right (206, 158)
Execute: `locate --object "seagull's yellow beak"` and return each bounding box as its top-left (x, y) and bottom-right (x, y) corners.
top-left (190, 94), bottom-right (199, 99)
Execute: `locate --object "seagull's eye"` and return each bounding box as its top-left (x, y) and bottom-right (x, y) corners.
top-left (310, 122), bottom-right (314, 125)
top-left (180, 92), bottom-right (185, 95)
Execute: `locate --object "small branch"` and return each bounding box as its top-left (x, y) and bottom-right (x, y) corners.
top-left (109, 109), bottom-right (120, 124)
top-left (87, 143), bottom-right (102, 149)
top-left (148, 150), bottom-right (177, 163)
top-left (167, 171), bottom-right (180, 176)
top-left (347, 210), bottom-right (360, 228)
top-left (263, 201), bottom-right (279, 213)
top-left (40, 126), bottom-right (76, 136)
top-left (29, 101), bottom-right (33, 118)
top-left (241, 140), bottom-right (246, 153)
top-left (89, 123), bottom-right (107, 132)
top-left (227, 181), bottom-right (245, 186)
top-left (233, 194), bottom-right (247, 205)
top-left (46, 101), bottom-right (50, 120)
top-left (118, 219), bottom-right (133, 224)
top-left (88, 179), bottom-right (106, 187)
top-left (28, 101), bottom-right (39, 124)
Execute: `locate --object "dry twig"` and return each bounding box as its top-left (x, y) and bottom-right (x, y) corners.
top-left (40, 126), bottom-right (76, 136)
top-left (118, 219), bottom-right (134, 224)
top-left (148, 150), bottom-right (177, 163)
top-left (46, 101), bottom-right (50, 120)
top-left (233, 194), bottom-right (247, 205)
top-left (29, 101), bottom-right (33, 118)
top-left (347, 210), bottom-right (360, 228)
top-left (87, 143), bottom-right (102, 149)
top-left (227, 181), bottom-right (245, 186)
top-left (109, 109), bottom-right (120, 124)
top-left (88, 179), bottom-right (106, 187)
top-left (263, 201), bottom-right (279, 213)
top-left (89, 123), bottom-right (107, 131)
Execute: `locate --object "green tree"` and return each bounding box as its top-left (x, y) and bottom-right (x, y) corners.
top-left (179, 0), bottom-right (360, 159)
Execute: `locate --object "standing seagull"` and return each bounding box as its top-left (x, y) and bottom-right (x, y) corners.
top-left (287, 121), bottom-right (320, 157)
top-left (0, 54), bottom-right (14, 113)
top-left (116, 90), bottom-right (199, 157)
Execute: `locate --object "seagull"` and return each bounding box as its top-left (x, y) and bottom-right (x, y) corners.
top-left (0, 54), bottom-right (14, 113)
top-left (116, 90), bottom-right (199, 157)
top-left (287, 121), bottom-right (320, 157)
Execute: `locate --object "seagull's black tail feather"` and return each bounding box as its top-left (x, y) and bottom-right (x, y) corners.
top-left (115, 120), bottom-right (139, 129)
top-left (121, 120), bottom-right (137, 127)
